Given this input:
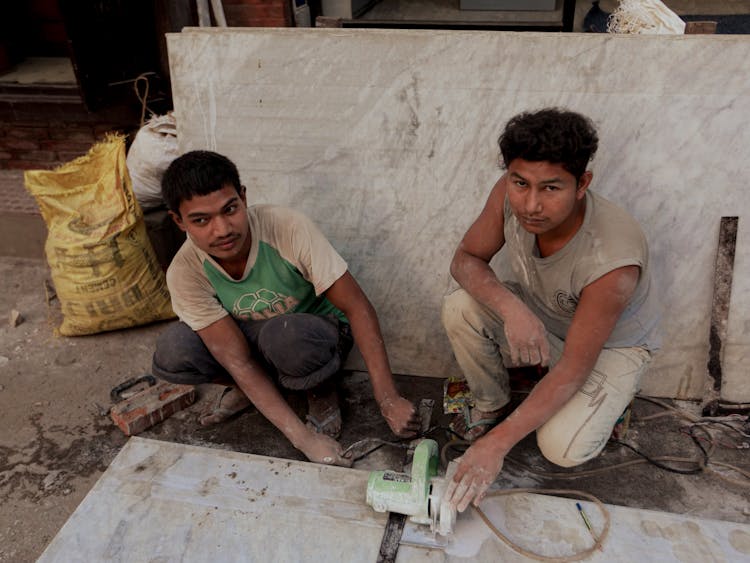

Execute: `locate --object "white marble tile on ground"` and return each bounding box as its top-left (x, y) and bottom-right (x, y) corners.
top-left (38, 438), bottom-right (750, 562)
top-left (400, 491), bottom-right (750, 562)
top-left (167, 28), bottom-right (750, 401)
top-left (38, 437), bottom-right (388, 562)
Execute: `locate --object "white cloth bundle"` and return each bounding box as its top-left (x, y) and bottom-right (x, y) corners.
top-left (126, 112), bottom-right (179, 210)
top-left (607, 0), bottom-right (686, 34)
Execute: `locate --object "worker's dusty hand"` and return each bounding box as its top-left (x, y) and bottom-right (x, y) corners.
top-left (444, 438), bottom-right (506, 512)
top-left (379, 395), bottom-right (421, 437)
top-left (502, 299), bottom-right (549, 367)
top-left (298, 431), bottom-right (352, 468)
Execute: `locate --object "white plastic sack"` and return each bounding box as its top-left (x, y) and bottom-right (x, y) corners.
top-left (608, 0), bottom-right (685, 35)
top-left (126, 112), bottom-right (179, 210)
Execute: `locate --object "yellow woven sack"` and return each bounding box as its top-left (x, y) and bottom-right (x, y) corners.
top-left (24, 134), bottom-right (175, 335)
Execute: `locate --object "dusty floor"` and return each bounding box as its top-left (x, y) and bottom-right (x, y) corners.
top-left (1, 256), bottom-right (749, 562)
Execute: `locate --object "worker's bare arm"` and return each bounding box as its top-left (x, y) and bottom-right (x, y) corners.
top-left (483, 265), bottom-right (640, 453)
top-left (325, 271), bottom-right (421, 437)
top-left (448, 265), bottom-right (640, 511)
top-left (450, 175), bottom-right (549, 367)
top-left (449, 176), bottom-right (507, 298)
top-left (197, 316), bottom-right (350, 466)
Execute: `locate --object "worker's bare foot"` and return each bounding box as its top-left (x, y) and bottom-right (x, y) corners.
top-left (449, 404), bottom-right (510, 442)
top-left (306, 381), bottom-right (342, 439)
top-left (199, 386), bottom-right (252, 426)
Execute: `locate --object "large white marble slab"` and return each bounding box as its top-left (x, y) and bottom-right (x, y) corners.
top-left (400, 492), bottom-right (750, 562)
top-left (38, 437), bottom-right (750, 562)
top-left (167, 28), bottom-right (750, 401)
top-left (38, 437), bottom-right (388, 562)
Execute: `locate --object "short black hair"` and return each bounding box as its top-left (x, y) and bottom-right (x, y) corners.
top-left (498, 108), bottom-right (598, 180)
top-left (161, 150), bottom-right (241, 214)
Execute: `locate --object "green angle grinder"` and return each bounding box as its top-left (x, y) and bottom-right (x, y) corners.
top-left (365, 439), bottom-right (457, 536)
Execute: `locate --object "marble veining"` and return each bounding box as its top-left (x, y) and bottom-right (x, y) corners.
top-left (39, 438), bottom-right (750, 562)
top-left (167, 28), bottom-right (750, 400)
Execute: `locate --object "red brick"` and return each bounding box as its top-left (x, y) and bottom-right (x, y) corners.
top-left (225, 4), bottom-right (289, 26)
top-left (1, 138), bottom-right (40, 150)
top-left (30, 0), bottom-right (63, 20)
top-left (48, 128), bottom-right (95, 142)
top-left (223, 0), bottom-right (274, 5)
top-left (8, 101), bottom-right (91, 122)
top-left (5, 127), bottom-right (50, 140)
top-left (0, 151), bottom-right (11, 160)
top-left (3, 160), bottom-right (58, 170)
top-left (93, 124), bottom-right (123, 136)
top-left (16, 150), bottom-right (56, 161)
top-left (56, 150), bottom-right (89, 162)
top-left (38, 22), bottom-right (68, 44)
top-left (3, 120), bottom-right (50, 129)
top-left (40, 139), bottom-right (93, 152)
top-left (49, 120), bottom-right (85, 129)
top-left (110, 381), bottom-right (196, 436)
top-left (259, 17), bottom-right (289, 26)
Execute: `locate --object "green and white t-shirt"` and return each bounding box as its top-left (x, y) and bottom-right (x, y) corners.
top-left (167, 205), bottom-right (348, 331)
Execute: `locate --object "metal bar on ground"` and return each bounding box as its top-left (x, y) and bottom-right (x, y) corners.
top-left (704, 216), bottom-right (739, 415)
top-left (377, 512), bottom-right (406, 563)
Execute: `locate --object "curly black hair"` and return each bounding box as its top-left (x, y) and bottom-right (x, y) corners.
top-left (161, 150), bottom-right (242, 214)
top-left (498, 108), bottom-right (598, 180)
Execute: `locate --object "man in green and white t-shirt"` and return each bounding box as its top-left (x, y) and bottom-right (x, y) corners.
top-left (152, 150), bottom-right (420, 467)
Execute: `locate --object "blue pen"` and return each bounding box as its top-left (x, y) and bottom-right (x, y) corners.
top-left (576, 501), bottom-right (601, 549)
top-left (576, 502), bottom-right (593, 531)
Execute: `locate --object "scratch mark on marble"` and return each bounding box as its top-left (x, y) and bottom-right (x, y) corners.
top-left (102, 519), bottom-right (128, 560)
top-left (641, 520), bottom-right (725, 563)
top-left (729, 529), bottom-right (750, 554)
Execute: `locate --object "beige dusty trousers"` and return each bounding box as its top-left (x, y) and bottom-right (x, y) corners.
top-left (442, 288), bottom-right (653, 467)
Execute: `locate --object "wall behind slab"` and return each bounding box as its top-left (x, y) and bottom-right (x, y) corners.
top-left (222, 0), bottom-right (292, 27)
top-left (168, 28), bottom-right (750, 401)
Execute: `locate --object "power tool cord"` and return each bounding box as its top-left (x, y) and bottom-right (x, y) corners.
top-left (352, 396), bottom-right (748, 559)
top-left (475, 488), bottom-right (610, 562)
top-left (439, 396), bottom-right (750, 485)
top-left (436, 396), bottom-right (748, 559)
top-left (342, 426), bottom-right (443, 462)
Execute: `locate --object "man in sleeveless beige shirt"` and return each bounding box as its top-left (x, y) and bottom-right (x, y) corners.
top-left (442, 109), bottom-right (661, 512)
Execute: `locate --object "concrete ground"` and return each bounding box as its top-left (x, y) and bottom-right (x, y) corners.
top-left (1, 255), bottom-right (749, 562)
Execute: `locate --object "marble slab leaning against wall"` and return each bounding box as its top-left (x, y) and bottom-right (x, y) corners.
top-left (167, 28), bottom-right (750, 402)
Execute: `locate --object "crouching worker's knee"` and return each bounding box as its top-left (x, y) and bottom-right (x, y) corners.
top-left (152, 322), bottom-right (220, 385)
top-left (257, 314), bottom-right (346, 390)
top-left (441, 290), bottom-right (463, 334)
top-left (536, 424), bottom-right (607, 468)
top-left (441, 289), bottom-right (479, 336)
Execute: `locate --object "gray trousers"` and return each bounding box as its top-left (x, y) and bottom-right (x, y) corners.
top-left (152, 313), bottom-right (353, 391)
